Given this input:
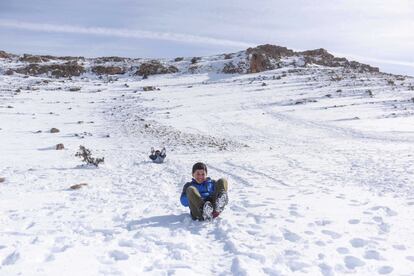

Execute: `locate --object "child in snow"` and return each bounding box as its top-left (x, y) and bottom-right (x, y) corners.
top-left (180, 162), bottom-right (229, 220)
top-left (149, 147), bottom-right (166, 163)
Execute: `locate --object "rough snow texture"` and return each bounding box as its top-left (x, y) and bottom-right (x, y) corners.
top-left (1, 51), bottom-right (414, 275)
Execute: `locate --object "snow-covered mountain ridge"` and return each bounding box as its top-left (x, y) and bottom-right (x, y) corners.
top-left (0, 44), bottom-right (389, 78)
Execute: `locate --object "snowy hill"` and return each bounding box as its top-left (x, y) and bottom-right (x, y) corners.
top-left (1, 45), bottom-right (414, 275)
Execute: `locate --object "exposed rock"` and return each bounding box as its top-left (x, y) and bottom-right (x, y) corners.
top-left (246, 44), bottom-right (295, 73)
top-left (247, 44), bottom-right (295, 60)
top-left (19, 54), bottom-right (50, 63)
top-left (174, 57), bottom-right (184, 62)
top-left (222, 62), bottom-right (244, 74)
top-left (69, 87), bottom-right (81, 92)
top-left (70, 183), bottom-right (88, 190)
top-left (135, 60), bottom-right (179, 76)
top-left (56, 143), bottom-right (65, 150)
top-left (0, 177), bottom-right (5, 183)
top-left (0, 50), bottom-right (13, 59)
top-left (15, 62), bottom-right (85, 78)
top-left (143, 86), bottom-right (159, 91)
top-left (56, 56), bottom-right (85, 62)
top-left (92, 66), bottom-right (126, 75)
top-left (50, 128), bottom-right (60, 133)
top-left (95, 56), bottom-right (129, 63)
top-left (248, 52), bottom-right (272, 73)
top-left (5, 69), bottom-right (14, 75)
top-left (301, 48), bottom-right (379, 73)
top-left (246, 45), bottom-right (295, 73)
top-left (191, 57), bottom-right (201, 64)
top-left (224, 53), bottom-right (232, 60)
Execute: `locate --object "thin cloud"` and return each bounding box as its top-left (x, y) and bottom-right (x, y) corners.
top-left (0, 19), bottom-right (253, 48)
top-left (335, 52), bottom-right (414, 68)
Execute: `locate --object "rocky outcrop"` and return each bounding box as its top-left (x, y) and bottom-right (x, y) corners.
top-left (247, 44), bottom-right (295, 60)
top-left (19, 54), bottom-right (51, 63)
top-left (301, 48), bottom-right (379, 73)
top-left (135, 60), bottom-right (178, 76)
top-left (246, 44), bottom-right (295, 73)
top-left (92, 66), bottom-right (126, 75)
top-left (0, 44), bottom-right (382, 78)
top-left (222, 62), bottom-right (245, 74)
top-left (244, 45), bottom-right (379, 74)
top-left (95, 56), bottom-right (130, 63)
top-left (0, 50), bottom-right (13, 59)
top-left (15, 62), bottom-right (85, 77)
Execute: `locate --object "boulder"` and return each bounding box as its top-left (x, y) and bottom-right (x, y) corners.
top-left (92, 66), bottom-right (126, 75)
top-left (135, 60), bottom-right (178, 76)
top-left (50, 128), bottom-right (60, 133)
top-left (70, 183), bottom-right (88, 190)
top-left (0, 177), bottom-right (5, 183)
top-left (56, 143), bottom-right (65, 150)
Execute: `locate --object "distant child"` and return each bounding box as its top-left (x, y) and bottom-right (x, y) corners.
top-left (149, 147), bottom-right (166, 163)
top-left (180, 162), bottom-right (229, 220)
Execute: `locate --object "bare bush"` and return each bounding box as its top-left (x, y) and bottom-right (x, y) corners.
top-left (75, 146), bottom-right (104, 167)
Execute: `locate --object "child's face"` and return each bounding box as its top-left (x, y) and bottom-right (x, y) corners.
top-left (192, 169), bottom-right (207, 183)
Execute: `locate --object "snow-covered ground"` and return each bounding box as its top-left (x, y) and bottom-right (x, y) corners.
top-left (1, 67), bottom-right (414, 275)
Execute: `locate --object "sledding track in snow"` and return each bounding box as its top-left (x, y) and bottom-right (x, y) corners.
top-left (1, 66), bottom-right (414, 275)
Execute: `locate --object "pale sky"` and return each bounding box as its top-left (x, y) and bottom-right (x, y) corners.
top-left (1, 0), bottom-right (413, 76)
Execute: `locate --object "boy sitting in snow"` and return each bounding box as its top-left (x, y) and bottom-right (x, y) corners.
top-left (149, 147), bottom-right (166, 163)
top-left (180, 162), bottom-right (229, 221)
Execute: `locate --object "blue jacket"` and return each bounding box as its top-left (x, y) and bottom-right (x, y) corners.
top-left (180, 177), bottom-right (215, 207)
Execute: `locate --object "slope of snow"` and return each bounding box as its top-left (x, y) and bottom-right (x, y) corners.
top-left (1, 66), bottom-right (414, 275)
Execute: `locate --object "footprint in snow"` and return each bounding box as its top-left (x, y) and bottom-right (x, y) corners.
top-left (349, 238), bottom-right (369, 248)
top-left (336, 247), bottom-right (349, 254)
top-left (304, 230), bottom-right (314, 235)
top-left (118, 239), bottom-right (135, 248)
top-left (378, 266), bottom-right (394, 274)
top-left (370, 206), bottom-right (398, 216)
top-left (371, 216), bottom-right (391, 234)
top-left (314, 220), bottom-right (332, 226)
top-left (344, 255), bottom-right (365, 269)
top-left (315, 240), bottom-right (326, 247)
top-left (51, 245), bottom-right (71, 253)
top-left (2, 251), bottom-right (20, 265)
top-left (348, 219), bottom-right (360, 224)
top-left (392, 244), bottom-right (406, 250)
top-left (319, 263), bottom-right (334, 276)
top-left (321, 230), bottom-right (341, 239)
top-left (289, 210), bottom-right (302, 217)
top-left (282, 229), bottom-right (301, 243)
top-left (109, 250), bottom-right (129, 261)
top-left (363, 250), bottom-right (381, 260)
top-left (336, 194), bottom-right (346, 199)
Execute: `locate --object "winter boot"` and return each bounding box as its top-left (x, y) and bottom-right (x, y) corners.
top-left (214, 192), bottom-right (228, 213)
top-left (202, 201), bottom-right (214, 221)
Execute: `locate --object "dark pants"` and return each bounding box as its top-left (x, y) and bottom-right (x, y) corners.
top-left (186, 178), bottom-right (228, 219)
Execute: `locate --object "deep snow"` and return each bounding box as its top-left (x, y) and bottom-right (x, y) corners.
top-left (1, 65), bottom-right (414, 275)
